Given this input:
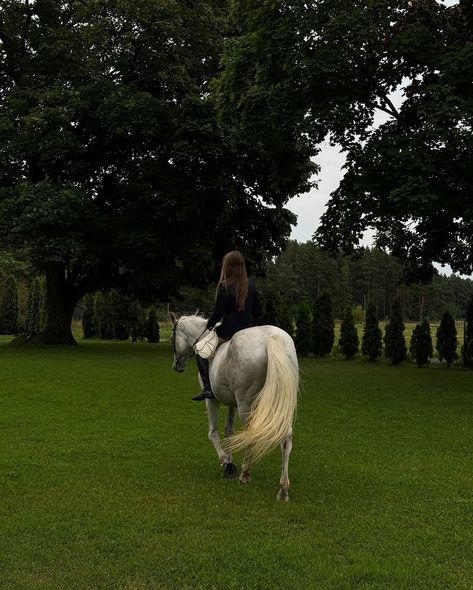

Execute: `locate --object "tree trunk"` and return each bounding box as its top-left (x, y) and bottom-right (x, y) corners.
top-left (42, 264), bottom-right (78, 345)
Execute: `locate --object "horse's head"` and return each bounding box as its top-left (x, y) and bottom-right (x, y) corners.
top-left (170, 313), bottom-right (207, 373)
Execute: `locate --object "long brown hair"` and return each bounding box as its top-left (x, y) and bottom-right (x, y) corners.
top-left (218, 250), bottom-right (249, 311)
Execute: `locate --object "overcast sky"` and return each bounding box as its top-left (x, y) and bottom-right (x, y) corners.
top-left (287, 0), bottom-right (459, 249)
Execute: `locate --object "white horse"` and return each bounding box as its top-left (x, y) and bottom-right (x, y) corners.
top-left (171, 314), bottom-right (299, 501)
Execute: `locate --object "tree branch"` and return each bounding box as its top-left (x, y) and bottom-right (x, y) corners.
top-left (374, 96), bottom-right (399, 120)
top-left (382, 95), bottom-right (400, 119)
top-left (374, 102), bottom-right (398, 119)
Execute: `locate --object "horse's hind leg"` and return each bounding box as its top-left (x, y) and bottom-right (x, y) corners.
top-left (224, 405), bottom-right (236, 439)
top-left (206, 399), bottom-right (237, 478)
top-left (223, 406), bottom-right (237, 477)
top-left (239, 449), bottom-right (252, 485)
top-left (277, 427), bottom-right (293, 502)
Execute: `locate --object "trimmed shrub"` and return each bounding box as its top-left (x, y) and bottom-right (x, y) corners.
top-left (339, 305), bottom-right (359, 359)
top-left (436, 310), bottom-right (458, 367)
top-left (82, 293), bottom-right (96, 339)
top-left (384, 299), bottom-right (407, 365)
top-left (113, 291), bottom-right (133, 340)
top-left (362, 299), bottom-right (382, 361)
top-left (312, 292), bottom-right (334, 357)
top-left (131, 301), bottom-right (146, 342)
top-left (94, 292), bottom-right (110, 339)
top-left (0, 274), bottom-right (19, 334)
top-left (295, 303), bottom-right (312, 356)
top-left (410, 319), bottom-right (433, 367)
top-left (146, 306), bottom-right (160, 343)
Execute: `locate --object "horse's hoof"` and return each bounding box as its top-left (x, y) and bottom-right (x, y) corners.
top-left (223, 462), bottom-right (237, 478)
top-left (277, 489), bottom-right (290, 502)
top-left (239, 474), bottom-right (251, 485)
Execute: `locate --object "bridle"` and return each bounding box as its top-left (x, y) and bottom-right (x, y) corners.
top-left (172, 318), bottom-right (208, 364)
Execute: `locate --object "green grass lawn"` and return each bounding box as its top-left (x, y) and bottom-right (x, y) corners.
top-left (1, 339), bottom-right (473, 590)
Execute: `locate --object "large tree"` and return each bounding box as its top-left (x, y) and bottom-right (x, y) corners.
top-left (215, 0), bottom-right (473, 280)
top-left (0, 0), bottom-right (306, 344)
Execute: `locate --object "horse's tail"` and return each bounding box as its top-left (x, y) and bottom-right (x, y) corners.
top-left (226, 334), bottom-right (298, 463)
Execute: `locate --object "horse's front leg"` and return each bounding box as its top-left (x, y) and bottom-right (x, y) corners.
top-left (277, 427), bottom-right (293, 502)
top-left (206, 399), bottom-right (237, 478)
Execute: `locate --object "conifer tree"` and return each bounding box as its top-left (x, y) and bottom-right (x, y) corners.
top-left (312, 292), bottom-right (335, 357)
top-left (131, 301), bottom-right (146, 342)
top-left (94, 292), bottom-right (108, 339)
top-left (384, 299), bottom-right (407, 365)
top-left (25, 277), bottom-right (42, 339)
top-left (361, 299), bottom-right (382, 361)
top-left (295, 303), bottom-right (312, 357)
top-left (339, 305), bottom-right (359, 359)
top-left (462, 297), bottom-right (473, 368)
top-left (410, 319), bottom-right (433, 367)
top-left (436, 310), bottom-right (458, 367)
top-left (81, 294), bottom-right (96, 339)
top-left (146, 306), bottom-right (160, 343)
top-left (111, 291), bottom-right (132, 340)
top-left (0, 274), bottom-right (19, 334)
top-left (99, 292), bottom-right (114, 340)
top-left (261, 294), bottom-right (279, 325)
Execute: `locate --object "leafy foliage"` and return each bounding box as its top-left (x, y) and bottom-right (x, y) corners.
top-left (0, 0), bottom-right (297, 343)
top-left (410, 320), bottom-right (433, 367)
top-left (436, 310), bottom-right (458, 367)
top-left (362, 300), bottom-right (382, 362)
top-left (384, 300), bottom-right (407, 365)
top-left (462, 297), bottom-right (473, 368)
top-left (25, 277), bottom-right (43, 339)
top-left (277, 300), bottom-right (294, 339)
top-left (217, 1), bottom-right (473, 278)
top-left (260, 293), bottom-right (279, 326)
top-left (339, 305), bottom-right (359, 360)
top-left (0, 274), bottom-right (18, 334)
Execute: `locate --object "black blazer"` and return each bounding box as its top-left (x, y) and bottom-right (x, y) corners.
top-left (207, 277), bottom-right (261, 340)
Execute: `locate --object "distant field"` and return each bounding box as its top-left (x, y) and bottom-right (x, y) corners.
top-left (1, 339), bottom-right (473, 589)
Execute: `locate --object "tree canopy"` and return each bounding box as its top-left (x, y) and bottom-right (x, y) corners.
top-left (0, 0), bottom-right (302, 343)
top-left (215, 0), bottom-right (473, 279)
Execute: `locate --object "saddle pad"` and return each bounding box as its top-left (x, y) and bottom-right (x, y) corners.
top-left (194, 330), bottom-right (218, 359)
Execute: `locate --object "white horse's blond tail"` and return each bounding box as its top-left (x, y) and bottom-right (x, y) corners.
top-left (226, 335), bottom-right (298, 463)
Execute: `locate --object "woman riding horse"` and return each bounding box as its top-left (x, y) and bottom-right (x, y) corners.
top-left (192, 250), bottom-right (261, 401)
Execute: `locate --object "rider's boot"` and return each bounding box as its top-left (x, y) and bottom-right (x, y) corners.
top-left (192, 356), bottom-right (215, 401)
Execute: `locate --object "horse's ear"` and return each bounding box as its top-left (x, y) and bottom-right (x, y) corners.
top-left (169, 312), bottom-right (178, 325)
top-left (194, 309), bottom-right (200, 316)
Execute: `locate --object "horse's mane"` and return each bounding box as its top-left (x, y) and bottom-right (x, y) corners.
top-left (175, 313), bottom-right (208, 327)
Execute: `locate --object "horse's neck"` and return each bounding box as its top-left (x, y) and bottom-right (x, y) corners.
top-left (184, 316), bottom-right (208, 341)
